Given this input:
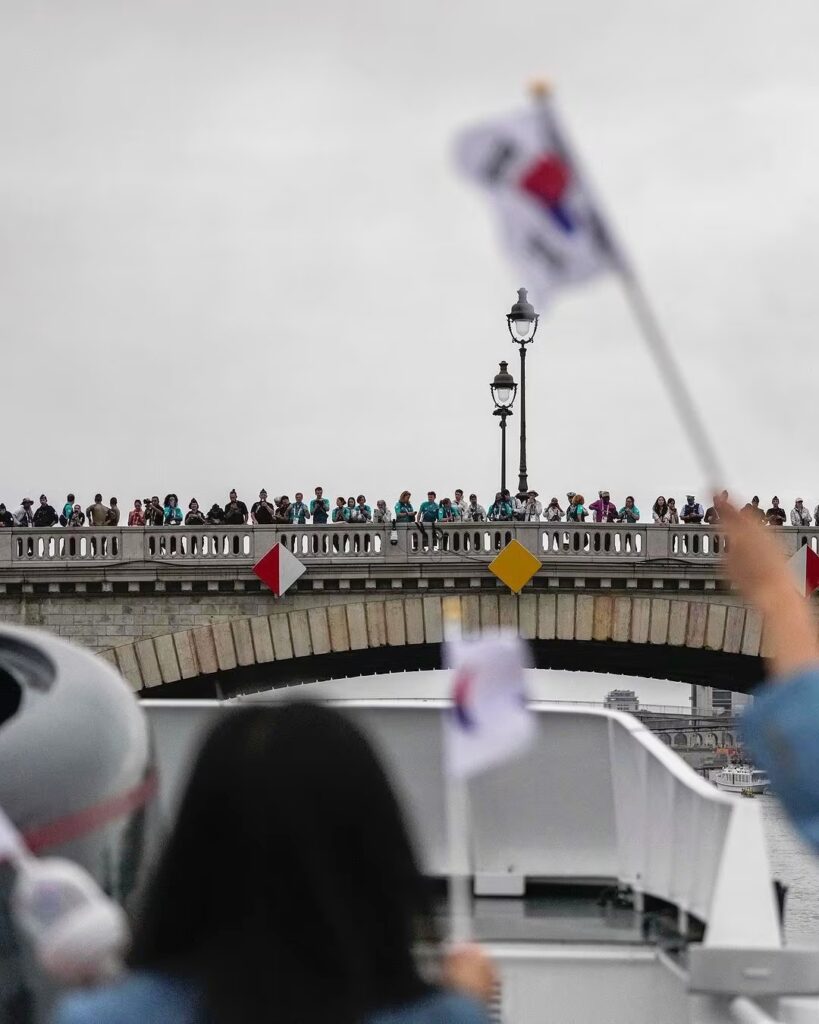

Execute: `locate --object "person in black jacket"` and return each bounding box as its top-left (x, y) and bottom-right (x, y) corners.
top-left (0, 504), bottom-right (13, 527)
top-left (33, 494), bottom-right (58, 527)
top-left (206, 504), bottom-right (226, 526)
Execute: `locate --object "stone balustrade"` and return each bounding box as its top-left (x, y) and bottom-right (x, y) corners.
top-left (0, 523), bottom-right (812, 573)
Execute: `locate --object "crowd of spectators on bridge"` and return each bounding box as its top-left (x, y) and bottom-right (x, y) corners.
top-left (1, 487), bottom-right (817, 529)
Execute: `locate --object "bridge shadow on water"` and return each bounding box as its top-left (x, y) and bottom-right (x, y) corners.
top-left (152, 641), bottom-right (763, 701)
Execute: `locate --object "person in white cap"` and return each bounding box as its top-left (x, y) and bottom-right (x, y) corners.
top-left (791, 498), bottom-right (812, 527)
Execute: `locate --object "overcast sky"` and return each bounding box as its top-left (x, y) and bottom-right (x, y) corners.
top-left (3, 1), bottom-right (819, 515)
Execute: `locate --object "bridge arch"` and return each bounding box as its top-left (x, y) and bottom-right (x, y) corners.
top-left (100, 592), bottom-right (765, 698)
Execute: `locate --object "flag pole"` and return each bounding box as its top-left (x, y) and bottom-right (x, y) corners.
top-left (529, 80), bottom-right (727, 489)
top-left (442, 597), bottom-right (473, 944)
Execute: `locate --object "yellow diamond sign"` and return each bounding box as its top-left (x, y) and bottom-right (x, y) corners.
top-left (489, 539), bottom-right (542, 594)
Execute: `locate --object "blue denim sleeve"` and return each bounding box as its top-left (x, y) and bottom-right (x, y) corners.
top-left (741, 667), bottom-right (819, 850)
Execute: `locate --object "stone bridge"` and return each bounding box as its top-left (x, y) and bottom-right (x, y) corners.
top-left (0, 523), bottom-right (815, 697)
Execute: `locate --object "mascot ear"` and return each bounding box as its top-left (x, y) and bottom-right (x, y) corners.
top-left (12, 856), bottom-right (129, 984)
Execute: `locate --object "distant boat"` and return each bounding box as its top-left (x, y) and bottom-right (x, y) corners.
top-left (713, 765), bottom-right (770, 795)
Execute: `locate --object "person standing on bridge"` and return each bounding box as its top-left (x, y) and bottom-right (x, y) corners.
top-left (466, 494), bottom-right (486, 522)
top-left (224, 489), bottom-right (248, 526)
top-left (766, 496), bottom-right (786, 527)
top-left (32, 494), bottom-right (58, 528)
top-left (85, 493), bottom-right (110, 527)
top-left (394, 491), bottom-right (415, 523)
top-left (652, 496), bottom-right (670, 523)
top-left (0, 504), bottom-right (13, 527)
top-left (617, 496), bottom-right (640, 523)
top-left (53, 704), bottom-right (495, 1024)
top-left (185, 499), bottom-right (206, 526)
top-left (289, 493), bottom-right (310, 525)
top-left (60, 493), bottom-right (76, 526)
top-left (163, 495), bottom-right (182, 526)
top-left (128, 500), bottom-right (145, 527)
top-left (791, 498), bottom-right (812, 527)
top-left (589, 491), bottom-right (617, 523)
top-left (417, 491), bottom-right (440, 525)
top-left (544, 497), bottom-right (563, 522)
top-left (680, 495), bottom-right (704, 524)
top-left (523, 491), bottom-right (542, 521)
top-left (332, 496), bottom-right (350, 523)
top-left (373, 500), bottom-right (392, 524)
top-left (487, 492), bottom-right (513, 522)
top-left (251, 489), bottom-right (276, 525)
top-left (106, 497), bottom-right (120, 526)
top-left (310, 487), bottom-right (330, 524)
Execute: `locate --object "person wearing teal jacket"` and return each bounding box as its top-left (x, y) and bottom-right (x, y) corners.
top-left (417, 491), bottom-right (440, 523)
top-left (438, 498), bottom-right (461, 522)
top-left (332, 496), bottom-right (350, 523)
top-left (487, 493), bottom-right (513, 521)
top-left (617, 497), bottom-right (640, 523)
top-left (395, 491), bottom-right (415, 523)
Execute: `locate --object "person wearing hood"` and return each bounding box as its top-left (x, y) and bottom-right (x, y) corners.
top-left (206, 503), bottom-right (226, 526)
top-left (589, 491), bottom-right (617, 523)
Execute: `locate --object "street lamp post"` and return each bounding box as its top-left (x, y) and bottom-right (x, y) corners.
top-left (506, 287), bottom-right (539, 495)
top-left (490, 360), bottom-right (517, 493)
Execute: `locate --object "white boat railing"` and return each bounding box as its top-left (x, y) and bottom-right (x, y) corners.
top-left (141, 698), bottom-right (780, 949)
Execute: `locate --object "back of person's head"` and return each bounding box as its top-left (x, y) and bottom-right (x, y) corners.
top-left (129, 703), bottom-right (433, 1024)
top-left (94, 493), bottom-right (102, 503)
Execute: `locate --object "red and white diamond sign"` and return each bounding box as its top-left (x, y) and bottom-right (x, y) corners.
top-left (253, 542), bottom-right (306, 597)
top-left (788, 544), bottom-right (819, 598)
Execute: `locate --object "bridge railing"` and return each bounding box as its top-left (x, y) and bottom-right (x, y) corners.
top-left (0, 523), bottom-right (810, 568)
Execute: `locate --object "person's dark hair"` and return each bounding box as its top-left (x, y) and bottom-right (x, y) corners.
top-left (67, 493), bottom-right (75, 502)
top-left (129, 704), bottom-right (434, 1024)
top-left (94, 493), bottom-right (102, 503)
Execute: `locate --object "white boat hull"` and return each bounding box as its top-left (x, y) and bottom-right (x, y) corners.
top-left (714, 781), bottom-right (769, 795)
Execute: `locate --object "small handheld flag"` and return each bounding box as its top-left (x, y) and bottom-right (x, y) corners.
top-left (444, 631), bottom-right (535, 779)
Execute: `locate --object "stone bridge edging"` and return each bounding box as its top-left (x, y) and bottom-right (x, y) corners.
top-left (99, 592), bottom-right (767, 694)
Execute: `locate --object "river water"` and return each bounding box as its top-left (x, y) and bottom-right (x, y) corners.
top-left (759, 795), bottom-right (819, 943)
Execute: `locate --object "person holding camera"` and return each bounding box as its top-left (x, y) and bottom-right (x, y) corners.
top-left (350, 495), bottom-right (372, 523)
top-left (251, 490), bottom-right (276, 525)
top-left (545, 497), bottom-right (564, 522)
top-left (523, 490), bottom-right (542, 521)
top-left (487, 492), bottom-right (513, 521)
top-left (466, 494), bottom-right (486, 522)
top-left (373, 499), bottom-right (392, 524)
